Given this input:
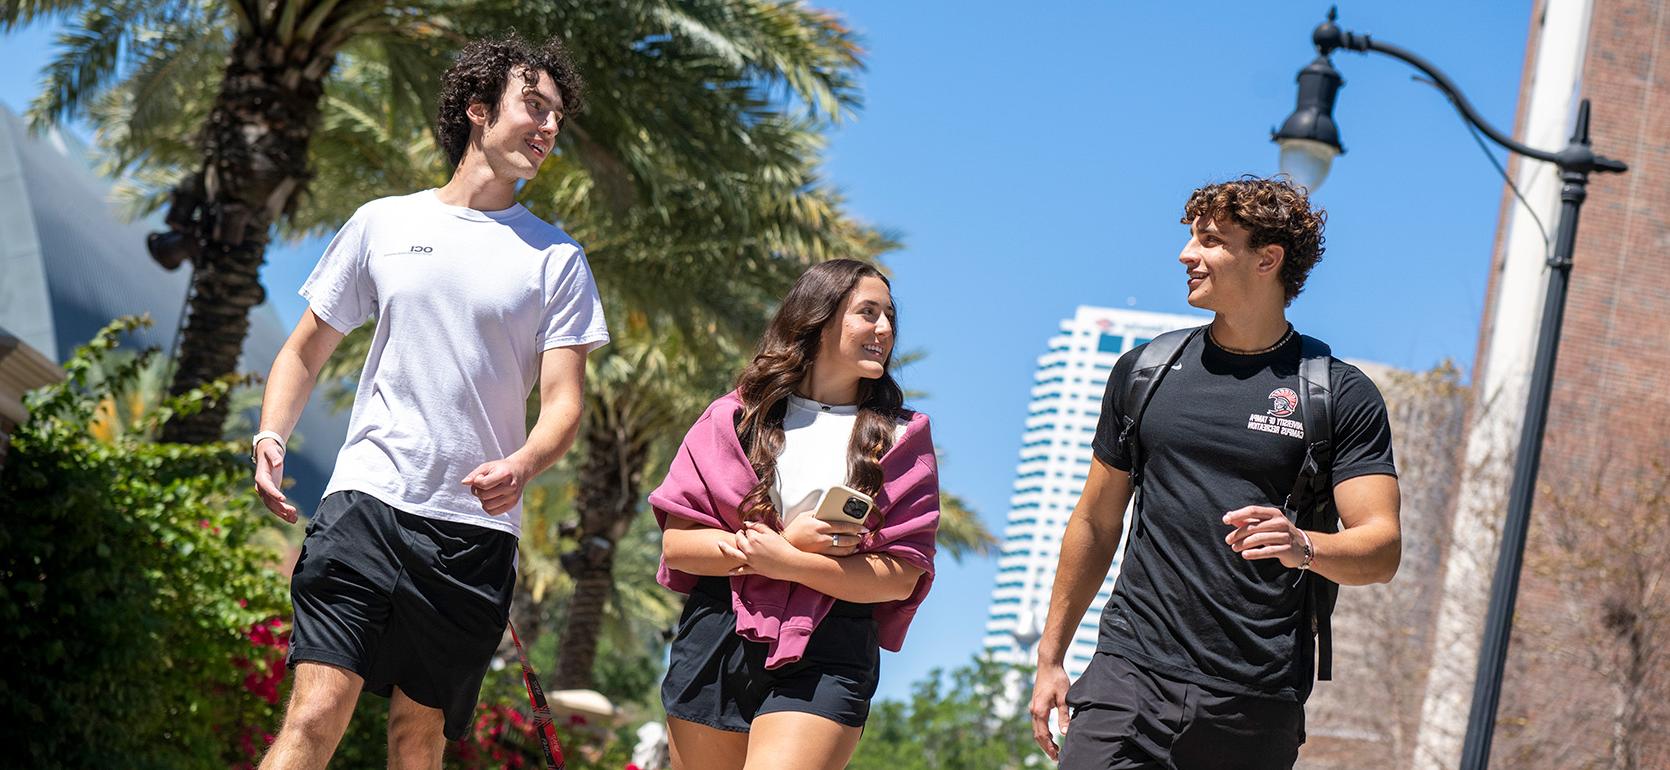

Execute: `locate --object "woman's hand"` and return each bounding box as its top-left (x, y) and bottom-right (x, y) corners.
top-left (781, 510), bottom-right (869, 557)
top-left (722, 522), bottom-right (815, 580)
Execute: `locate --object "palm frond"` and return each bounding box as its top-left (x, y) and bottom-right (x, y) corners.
top-left (0, 0), bottom-right (85, 30)
top-left (285, 52), bottom-right (450, 236)
top-left (936, 488), bottom-right (998, 562)
top-left (657, 0), bottom-right (864, 121)
top-left (28, 2), bottom-right (128, 126)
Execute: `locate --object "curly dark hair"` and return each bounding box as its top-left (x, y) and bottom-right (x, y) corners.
top-left (1181, 175), bottom-right (1327, 305)
top-left (436, 32), bottom-right (584, 168)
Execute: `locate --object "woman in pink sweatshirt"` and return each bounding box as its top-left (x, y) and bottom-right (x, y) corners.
top-left (649, 259), bottom-right (941, 769)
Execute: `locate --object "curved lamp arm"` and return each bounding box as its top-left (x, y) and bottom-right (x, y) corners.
top-left (1312, 8), bottom-right (1627, 175)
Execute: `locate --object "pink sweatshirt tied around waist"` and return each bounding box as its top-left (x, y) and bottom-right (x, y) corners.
top-left (649, 392), bottom-right (940, 669)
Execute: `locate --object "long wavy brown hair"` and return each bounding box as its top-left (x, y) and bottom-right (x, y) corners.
top-left (735, 259), bottom-right (907, 527)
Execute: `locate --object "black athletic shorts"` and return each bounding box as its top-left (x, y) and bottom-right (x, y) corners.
top-left (662, 576), bottom-right (880, 732)
top-left (1058, 652), bottom-right (1306, 770)
top-left (287, 490), bottom-right (516, 741)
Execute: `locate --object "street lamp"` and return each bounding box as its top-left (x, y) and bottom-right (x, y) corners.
top-left (1271, 8), bottom-right (1628, 770)
top-left (1272, 54), bottom-right (1344, 191)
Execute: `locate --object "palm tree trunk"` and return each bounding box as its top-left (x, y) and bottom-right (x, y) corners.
top-left (554, 408), bottom-right (648, 690)
top-left (555, 546), bottom-right (617, 691)
top-left (161, 33), bottom-right (331, 443)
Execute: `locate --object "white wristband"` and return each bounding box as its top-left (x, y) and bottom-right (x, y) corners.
top-left (252, 430), bottom-right (286, 458)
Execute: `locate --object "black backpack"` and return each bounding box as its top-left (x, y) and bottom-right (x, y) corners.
top-left (1115, 325), bottom-right (1341, 681)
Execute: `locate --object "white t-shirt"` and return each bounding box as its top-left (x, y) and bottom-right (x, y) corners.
top-left (770, 395), bottom-right (906, 524)
top-left (300, 190), bottom-right (609, 536)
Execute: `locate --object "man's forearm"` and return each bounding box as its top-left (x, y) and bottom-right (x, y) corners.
top-left (1037, 513), bottom-right (1122, 666)
top-left (1307, 522), bottom-right (1400, 586)
top-left (510, 399), bottom-right (582, 475)
top-left (256, 348), bottom-right (322, 441)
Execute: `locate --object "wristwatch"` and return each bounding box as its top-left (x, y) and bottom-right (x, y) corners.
top-left (1296, 529), bottom-right (1316, 571)
top-left (252, 430), bottom-right (286, 464)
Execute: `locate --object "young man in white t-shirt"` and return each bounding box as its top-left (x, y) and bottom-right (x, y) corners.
top-left (249, 34), bottom-right (608, 770)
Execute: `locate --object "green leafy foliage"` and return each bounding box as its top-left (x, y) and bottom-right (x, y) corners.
top-left (0, 318), bottom-right (291, 769)
top-left (850, 656), bottom-right (1039, 770)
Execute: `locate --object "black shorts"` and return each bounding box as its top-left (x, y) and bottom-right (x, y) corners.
top-left (1058, 653), bottom-right (1306, 770)
top-left (287, 490), bottom-right (516, 741)
top-left (662, 576), bottom-right (880, 732)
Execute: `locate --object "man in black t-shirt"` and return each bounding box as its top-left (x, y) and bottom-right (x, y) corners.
top-left (1028, 177), bottom-right (1402, 770)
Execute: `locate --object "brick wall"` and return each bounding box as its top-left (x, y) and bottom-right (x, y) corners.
top-left (1492, 0), bottom-right (1670, 766)
top-left (1546, 0), bottom-right (1670, 461)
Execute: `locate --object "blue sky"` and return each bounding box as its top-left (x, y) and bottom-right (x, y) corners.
top-left (3, 1), bottom-right (1532, 703)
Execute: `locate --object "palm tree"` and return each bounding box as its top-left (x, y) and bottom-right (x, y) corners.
top-left (6, 0), bottom-right (867, 443)
top-left (554, 325), bottom-right (726, 688)
top-left (6, 0), bottom-right (470, 442)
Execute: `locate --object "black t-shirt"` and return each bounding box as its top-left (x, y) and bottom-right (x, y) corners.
top-left (1090, 330), bottom-right (1396, 702)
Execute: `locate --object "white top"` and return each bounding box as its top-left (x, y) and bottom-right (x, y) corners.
top-left (770, 395), bottom-right (906, 524)
top-left (301, 190), bottom-right (609, 536)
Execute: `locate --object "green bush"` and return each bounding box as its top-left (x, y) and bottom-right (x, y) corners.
top-left (850, 656), bottom-right (1039, 770)
top-left (0, 319), bottom-right (291, 769)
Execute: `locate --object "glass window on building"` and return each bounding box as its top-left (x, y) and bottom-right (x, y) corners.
top-left (1097, 333), bottom-right (1124, 354)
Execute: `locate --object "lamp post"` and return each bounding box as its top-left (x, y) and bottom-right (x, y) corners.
top-left (1271, 8), bottom-right (1627, 769)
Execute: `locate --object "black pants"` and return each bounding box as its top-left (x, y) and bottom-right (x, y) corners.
top-left (1058, 653), bottom-right (1305, 770)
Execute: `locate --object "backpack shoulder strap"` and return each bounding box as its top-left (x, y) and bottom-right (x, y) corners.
top-left (1119, 326), bottom-right (1206, 485)
top-left (1292, 333), bottom-right (1341, 681)
top-left (1296, 334), bottom-right (1335, 498)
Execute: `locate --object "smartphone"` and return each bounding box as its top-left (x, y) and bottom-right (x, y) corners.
top-left (813, 484), bottom-right (875, 526)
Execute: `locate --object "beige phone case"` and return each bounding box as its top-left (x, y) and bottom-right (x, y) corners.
top-left (813, 484), bottom-right (875, 525)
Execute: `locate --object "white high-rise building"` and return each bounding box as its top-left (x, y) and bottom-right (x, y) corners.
top-left (983, 305), bottom-right (1204, 680)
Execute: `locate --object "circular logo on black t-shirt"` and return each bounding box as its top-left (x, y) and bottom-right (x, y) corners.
top-left (1267, 387), bottom-right (1299, 418)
